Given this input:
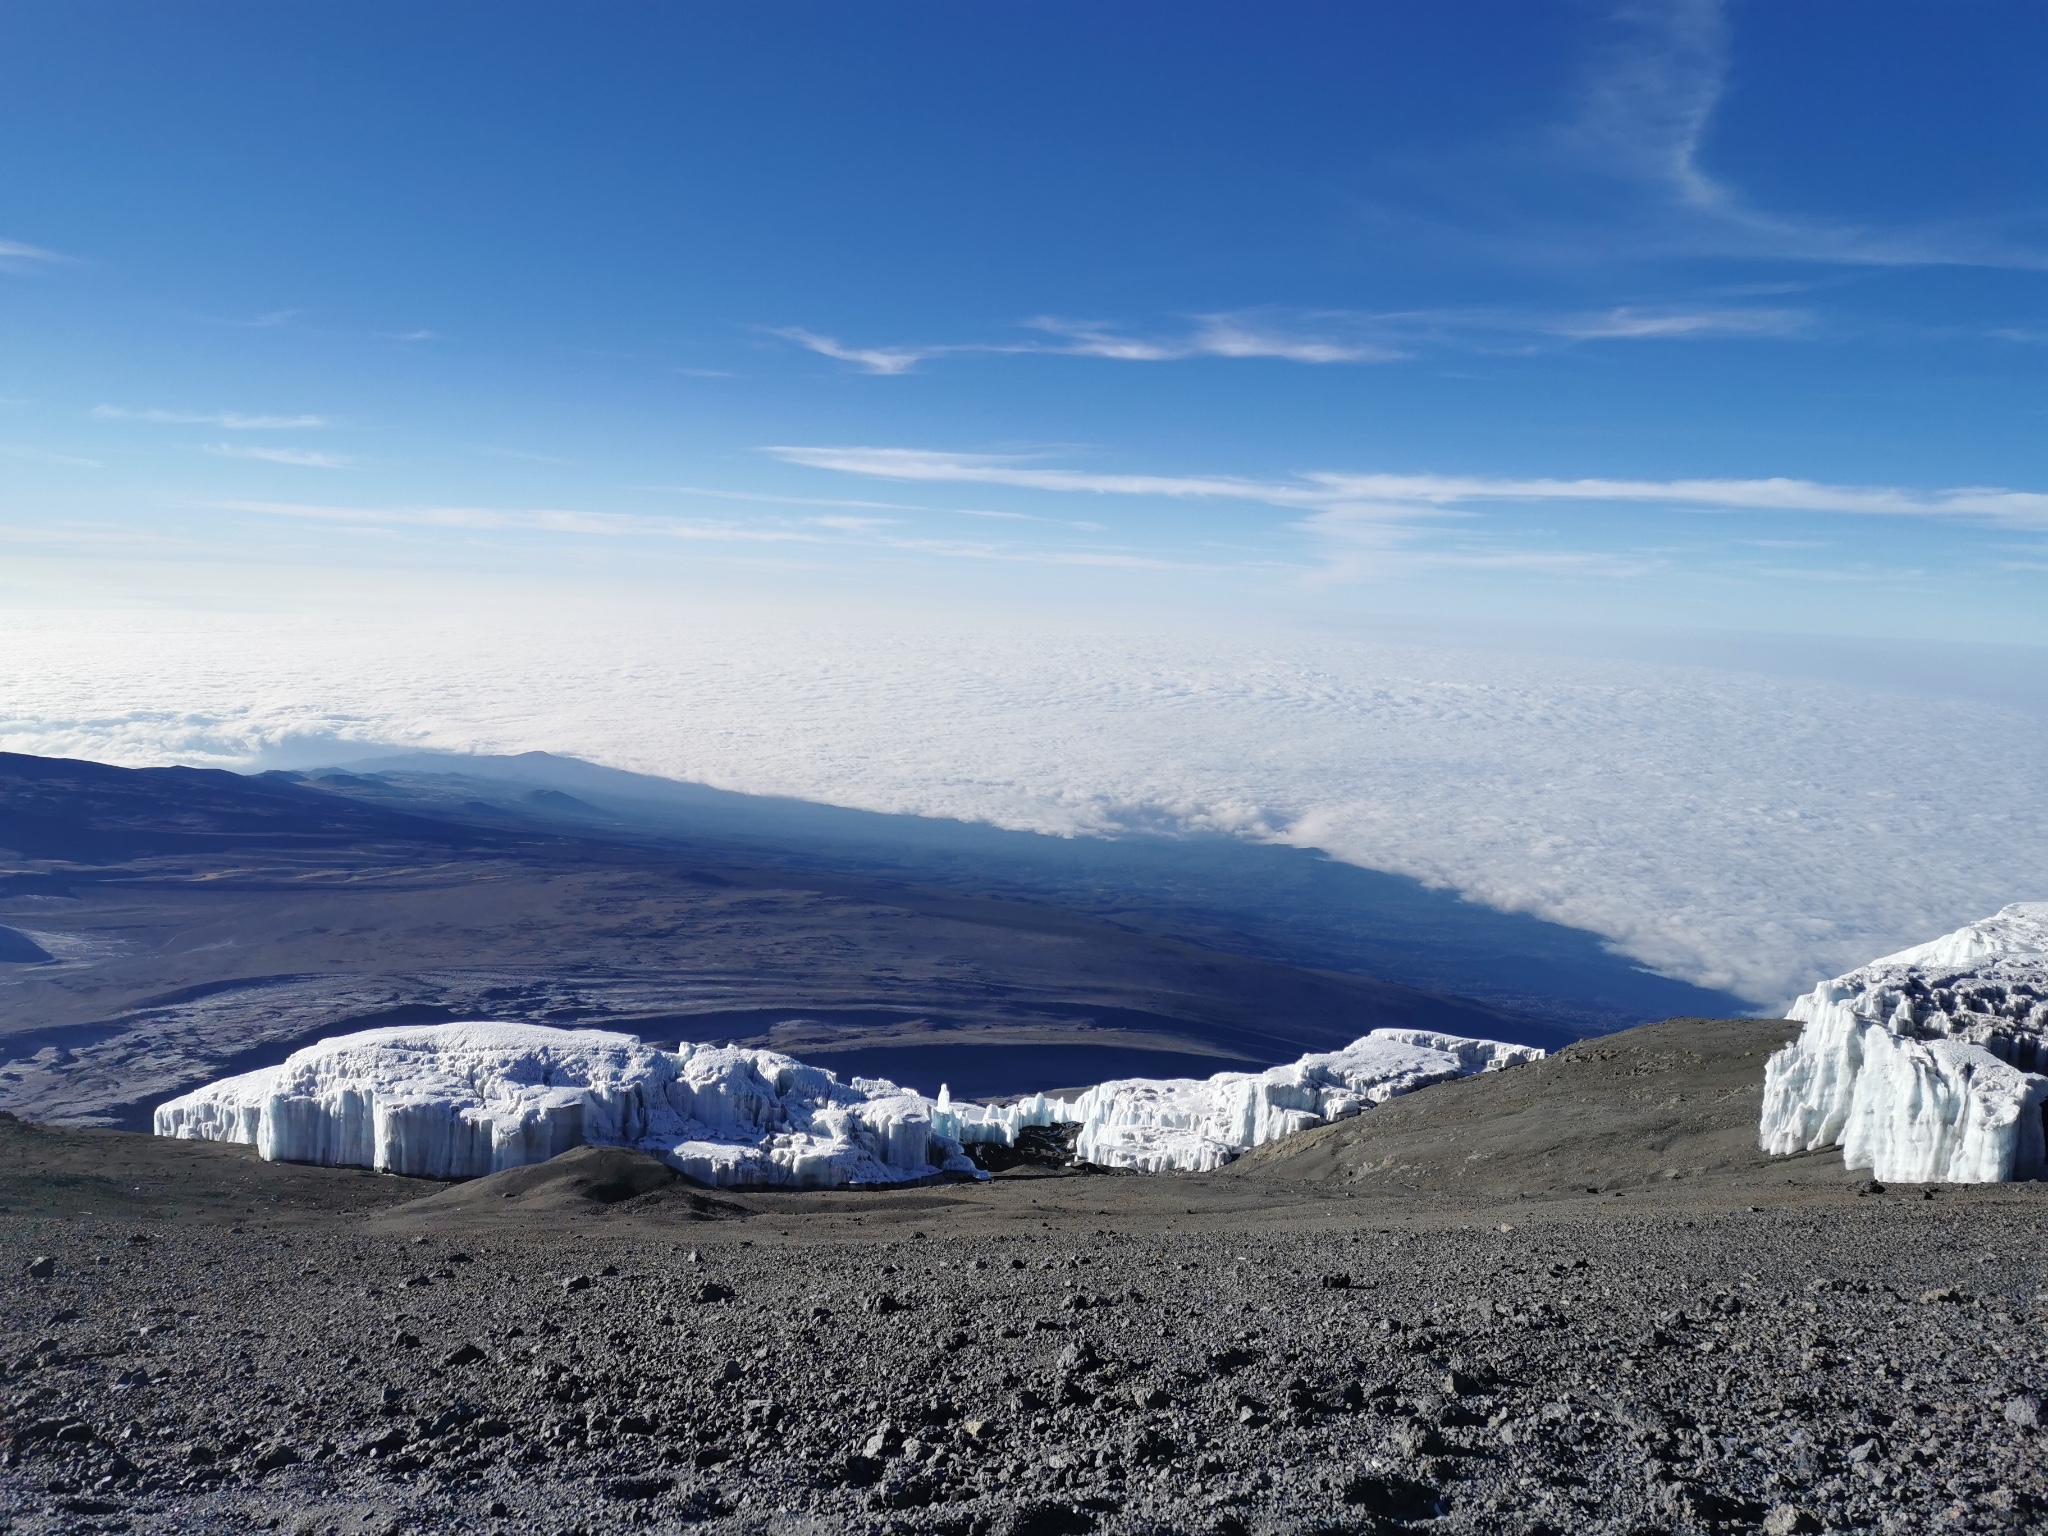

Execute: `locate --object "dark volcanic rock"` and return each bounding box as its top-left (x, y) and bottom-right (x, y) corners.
top-left (1, 1028), bottom-right (2044, 1535)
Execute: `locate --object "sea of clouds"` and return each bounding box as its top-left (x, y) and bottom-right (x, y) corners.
top-left (4, 603), bottom-right (2044, 1008)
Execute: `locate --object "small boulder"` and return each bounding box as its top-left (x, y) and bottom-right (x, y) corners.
top-left (1055, 1340), bottom-right (1100, 1374)
top-left (26, 1256), bottom-right (54, 1280)
top-left (253, 1442), bottom-right (300, 1472)
top-left (1763, 1504), bottom-right (1821, 1536)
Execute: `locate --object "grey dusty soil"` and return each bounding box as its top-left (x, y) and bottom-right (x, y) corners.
top-left (4, 1020), bottom-right (2045, 1536)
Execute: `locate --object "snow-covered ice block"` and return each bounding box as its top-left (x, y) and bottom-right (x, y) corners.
top-left (153, 1023), bottom-right (983, 1189)
top-left (156, 1020), bottom-right (1547, 1185)
top-left (1761, 904), bottom-right (2048, 1183)
top-left (1060, 1028), bottom-right (1544, 1174)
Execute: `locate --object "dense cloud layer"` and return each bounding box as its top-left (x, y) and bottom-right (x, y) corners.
top-left (5, 607), bottom-right (2045, 1004)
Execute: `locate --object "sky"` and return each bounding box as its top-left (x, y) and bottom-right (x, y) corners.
top-left (3, 1), bottom-right (2047, 1003)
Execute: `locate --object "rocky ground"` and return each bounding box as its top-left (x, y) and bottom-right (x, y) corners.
top-left (3, 1021), bottom-right (2045, 1536)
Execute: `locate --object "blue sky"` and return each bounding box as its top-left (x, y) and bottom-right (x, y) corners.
top-left (4, 0), bottom-right (2048, 640)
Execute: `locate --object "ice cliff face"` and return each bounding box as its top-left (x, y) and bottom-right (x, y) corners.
top-left (154, 1022), bottom-right (1541, 1186)
top-left (993, 1029), bottom-right (1540, 1174)
top-left (1760, 904), bottom-right (2048, 1183)
top-left (153, 1024), bottom-right (983, 1188)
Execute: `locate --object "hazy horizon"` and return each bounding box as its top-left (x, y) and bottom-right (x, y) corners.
top-left (4, 2), bottom-right (2045, 1014)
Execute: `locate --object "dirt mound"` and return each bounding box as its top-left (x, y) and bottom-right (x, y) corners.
top-left (1231, 1016), bottom-right (1818, 1209)
top-left (372, 1144), bottom-right (752, 1228)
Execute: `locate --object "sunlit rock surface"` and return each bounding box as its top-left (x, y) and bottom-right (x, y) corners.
top-left (155, 1022), bottom-right (1543, 1185)
top-left (1761, 904), bottom-right (2048, 1183)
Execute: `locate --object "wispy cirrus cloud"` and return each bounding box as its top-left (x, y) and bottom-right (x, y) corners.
top-left (1023, 314), bottom-right (1400, 364)
top-left (1541, 305), bottom-right (1805, 339)
top-left (212, 497), bottom-right (1146, 571)
top-left (776, 301), bottom-right (1809, 374)
top-left (96, 405), bottom-right (328, 430)
top-left (771, 327), bottom-right (937, 376)
top-left (219, 500), bottom-right (823, 542)
top-left (206, 444), bottom-right (351, 468)
top-left (654, 482), bottom-right (1107, 532)
top-left (1566, 0), bottom-right (2048, 269)
top-left (771, 445), bottom-right (2048, 533)
top-left (0, 237), bottom-right (67, 269)
top-left (0, 443), bottom-right (101, 468)
top-left (776, 312), bottom-right (1405, 374)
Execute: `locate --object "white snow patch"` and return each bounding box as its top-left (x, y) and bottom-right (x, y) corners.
top-left (154, 1021), bottom-right (1543, 1185)
top-left (1760, 904), bottom-right (2048, 1183)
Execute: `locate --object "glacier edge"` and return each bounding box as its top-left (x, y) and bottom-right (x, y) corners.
top-left (153, 1021), bottom-right (1544, 1188)
top-left (1760, 903), bottom-right (2048, 1184)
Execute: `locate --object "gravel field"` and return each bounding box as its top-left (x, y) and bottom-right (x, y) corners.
top-left (4, 1021), bottom-right (2045, 1536)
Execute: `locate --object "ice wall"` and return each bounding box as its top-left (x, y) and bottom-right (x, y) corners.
top-left (156, 1021), bottom-right (1544, 1186)
top-left (941, 1029), bottom-right (1544, 1174)
top-left (1760, 904), bottom-right (2048, 1183)
top-left (153, 1023), bottom-right (982, 1189)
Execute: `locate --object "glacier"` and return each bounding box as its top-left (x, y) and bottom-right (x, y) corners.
top-left (941, 1030), bottom-right (1544, 1174)
top-left (152, 1024), bottom-right (984, 1188)
top-left (153, 1021), bottom-right (1541, 1187)
top-left (1760, 903), bottom-right (2048, 1184)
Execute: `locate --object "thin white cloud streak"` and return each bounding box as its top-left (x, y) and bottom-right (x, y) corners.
top-left (773, 304), bottom-right (1796, 375)
top-left (216, 498), bottom-right (1135, 565)
top-left (1023, 315), bottom-right (1401, 364)
top-left (1544, 306), bottom-right (1805, 339)
top-left (772, 327), bottom-right (933, 376)
top-left (1571, 0), bottom-right (2048, 269)
top-left (772, 446), bottom-right (2048, 532)
top-left (205, 444), bottom-right (351, 468)
top-left (0, 444), bottom-right (101, 469)
top-left (877, 536), bottom-right (1177, 570)
top-left (0, 237), bottom-right (66, 267)
top-left (652, 484), bottom-right (925, 513)
top-left (219, 500), bottom-right (823, 543)
top-left (97, 406), bottom-right (328, 429)
top-left (656, 483), bottom-right (1109, 532)
top-left (776, 314), bottom-right (1403, 375)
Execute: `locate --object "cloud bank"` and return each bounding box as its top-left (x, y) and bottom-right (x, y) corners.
top-left (2, 605), bottom-right (2042, 1008)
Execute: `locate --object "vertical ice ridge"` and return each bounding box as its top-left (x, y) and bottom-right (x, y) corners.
top-left (1760, 903), bottom-right (2048, 1183)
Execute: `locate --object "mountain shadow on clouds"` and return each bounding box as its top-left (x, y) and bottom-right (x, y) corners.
top-left (303, 748), bottom-right (1750, 1033)
top-left (0, 748), bottom-right (1748, 1130)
